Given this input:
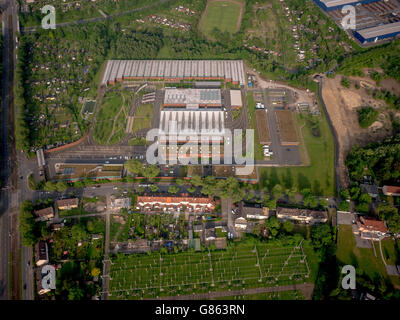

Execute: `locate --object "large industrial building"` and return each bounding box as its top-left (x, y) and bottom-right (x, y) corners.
top-left (158, 109), bottom-right (225, 143)
top-left (313, 0), bottom-right (380, 11)
top-left (163, 88), bottom-right (222, 108)
top-left (354, 21), bottom-right (400, 43)
top-left (101, 60), bottom-right (246, 86)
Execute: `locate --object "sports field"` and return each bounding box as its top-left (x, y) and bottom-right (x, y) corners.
top-left (132, 104), bottom-right (154, 133)
top-left (107, 241), bottom-right (311, 299)
top-left (199, 0), bottom-right (243, 38)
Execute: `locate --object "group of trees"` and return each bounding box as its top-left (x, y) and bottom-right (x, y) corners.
top-left (358, 107), bottom-right (379, 128)
top-left (345, 134), bottom-right (400, 184)
top-left (125, 160), bottom-right (160, 180)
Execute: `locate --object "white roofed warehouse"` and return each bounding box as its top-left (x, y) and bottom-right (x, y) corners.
top-left (101, 60), bottom-right (246, 86)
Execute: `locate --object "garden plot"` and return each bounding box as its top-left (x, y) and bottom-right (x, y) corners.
top-left (107, 241), bottom-right (310, 299)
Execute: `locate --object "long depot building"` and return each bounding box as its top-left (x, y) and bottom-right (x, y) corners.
top-left (101, 60), bottom-right (246, 86)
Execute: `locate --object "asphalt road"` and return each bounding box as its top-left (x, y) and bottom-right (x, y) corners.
top-left (0, 0), bottom-right (18, 300)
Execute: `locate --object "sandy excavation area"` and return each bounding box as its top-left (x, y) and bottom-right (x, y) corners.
top-left (322, 75), bottom-right (393, 188)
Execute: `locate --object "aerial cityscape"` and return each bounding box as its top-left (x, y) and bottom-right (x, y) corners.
top-left (0, 0), bottom-right (400, 306)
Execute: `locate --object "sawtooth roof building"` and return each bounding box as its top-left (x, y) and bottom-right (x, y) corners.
top-left (163, 88), bottom-right (222, 108)
top-left (313, 0), bottom-right (380, 11)
top-left (101, 60), bottom-right (246, 86)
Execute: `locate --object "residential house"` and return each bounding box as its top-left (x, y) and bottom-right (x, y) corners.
top-left (34, 207), bottom-right (54, 222)
top-left (234, 217), bottom-right (248, 230)
top-left (56, 198), bottom-right (79, 210)
top-left (35, 241), bottom-right (49, 267)
top-left (382, 185), bottom-right (400, 197)
top-left (240, 202), bottom-right (269, 220)
top-left (50, 223), bottom-right (62, 231)
top-left (355, 216), bottom-right (388, 241)
top-left (276, 207), bottom-right (328, 224)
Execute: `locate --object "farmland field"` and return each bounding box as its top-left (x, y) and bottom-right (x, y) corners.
top-left (107, 241), bottom-right (311, 299)
top-left (199, 0), bottom-right (244, 38)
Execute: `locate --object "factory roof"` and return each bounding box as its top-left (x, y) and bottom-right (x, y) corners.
top-left (101, 60), bottom-right (246, 86)
top-left (356, 21), bottom-right (400, 40)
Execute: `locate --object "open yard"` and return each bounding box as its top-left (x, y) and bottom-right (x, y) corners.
top-left (108, 241), bottom-right (312, 299)
top-left (199, 0), bottom-right (244, 38)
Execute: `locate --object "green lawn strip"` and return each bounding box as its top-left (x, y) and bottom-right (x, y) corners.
top-left (214, 290), bottom-right (304, 300)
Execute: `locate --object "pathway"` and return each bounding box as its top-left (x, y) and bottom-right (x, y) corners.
top-left (155, 283), bottom-right (314, 300)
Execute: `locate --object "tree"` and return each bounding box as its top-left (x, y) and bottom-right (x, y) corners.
top-left (91, 267), bottom-right (101, 277)
top-left (124, 159), bottom-right (144, 175)
top-left (56, 181), bottom-right (68, 192)
top-left (168, 185), bottom-right (179, 194)
top-left (339, 189), bottom-right (350, 199)
top-left (86, 220), bottom-right (94, 232)
top-left (175, 179), bottom-right (185, 186)
top-left (283, 220), bottom-right (294, 233)
top-left (44, 181), bottom-right (57, 192)
top-left (265, 216), bottom-right (280, 238)
top-left (272, 184), bottom-right (284, 199)
top-left (377, 203), bottom-right (398, 220)
top-left (190, 175), bottom-right (203, 187)
top-left (19, 200), bottom-right (37, 246)
top-left (319, 198), bottom-right (329, 207)
top-left (143, 164), bottom-right (160, 180)
top-left (338, 200), bottom-right (350, 212)
top-left (265, 198), bottom-right (277, 210)
top-left (150, 184), bottom-right (159, 192)
top-left (387, 214), bottom-right (400, 234)
top-left (187, 186), bottom-right (196, 193)
top-left (71, 224), bottom-right (87, 241)
top-left (311, 224), bottom-right (333, 249)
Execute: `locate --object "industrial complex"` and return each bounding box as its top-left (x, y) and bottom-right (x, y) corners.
top-left (101, 60), bottom-right (246, 86)
top-left (313, 0), bottom-right (400, 44)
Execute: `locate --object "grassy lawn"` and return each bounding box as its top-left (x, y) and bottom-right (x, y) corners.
top-left (337, 225), bottom-right (400, 287)
top-left (246, 93), bottom-right (264, 161)
top-left (93, 90), bottom-right (128, 145)
top-left (132, 104), bottom-right (154, 133)
top-left (258, 110), bottom-right (334, 196)
top-left (200, 1), bottom-right (242, 38)
top-left (109, 240), bottom-right (314, 299)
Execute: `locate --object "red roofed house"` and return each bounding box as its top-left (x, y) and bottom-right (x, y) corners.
top-left (355, 216), bottom-right (388, 241)
top-left (382, 185), bottom-right (400, 197)
top-left (136, 195), bottom-right (215, 213)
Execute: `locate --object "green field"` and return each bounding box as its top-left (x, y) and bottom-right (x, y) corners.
top-left (200, 1), bottom-right (242, 38)
top-left (132, 104), bottom-right (154, 133)
top-left (93, 90), bottom-right (130, 145)
top-left (108, 241), bottom-right (312, 299)
top-left (258, 110), bottom-right (335, 196)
